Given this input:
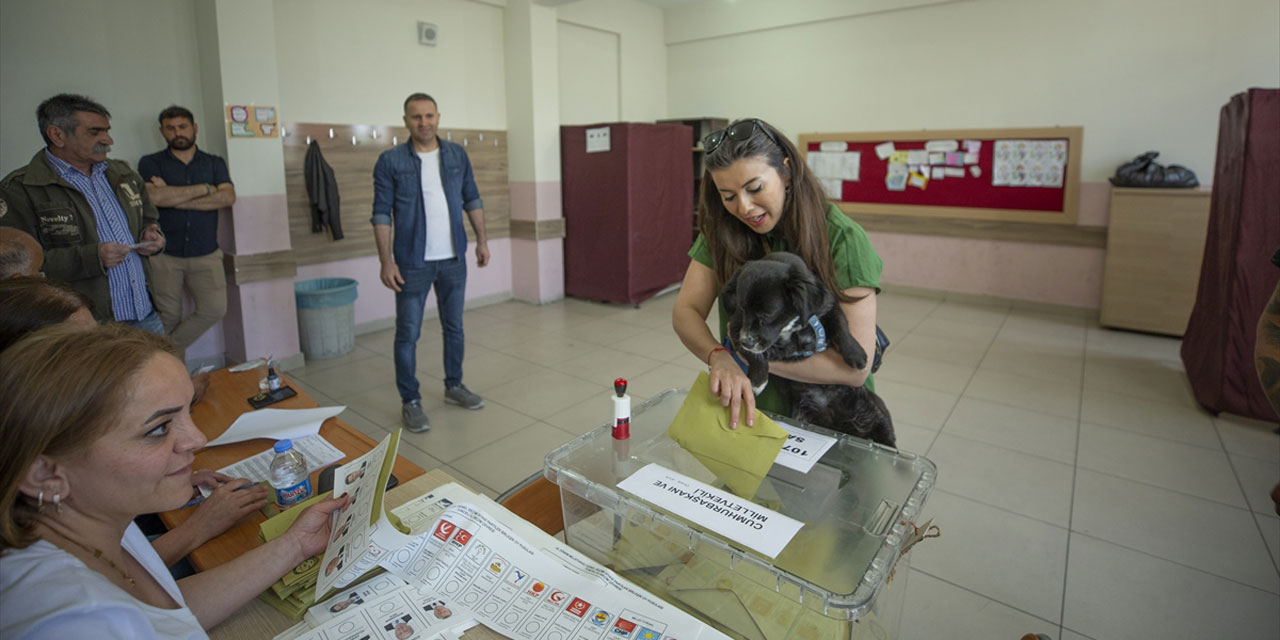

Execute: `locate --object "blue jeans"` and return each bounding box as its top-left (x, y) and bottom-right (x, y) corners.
top-left (395, 259), bottom-right (467, 402)
top-left (124, 310), bottom-right (166, 336)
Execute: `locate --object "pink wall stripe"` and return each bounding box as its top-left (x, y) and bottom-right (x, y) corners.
top-left (869, 231), bottom-right (1106, 308)
top-left (225, 193), bottom-right (291, 255)
top-left (294, 239), bottom-right (513, 326)
top-left (509, 181), bottom-right (563, 222)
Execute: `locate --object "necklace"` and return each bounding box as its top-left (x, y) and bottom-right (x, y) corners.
top-left (58, 535), bottom-right (137, 588)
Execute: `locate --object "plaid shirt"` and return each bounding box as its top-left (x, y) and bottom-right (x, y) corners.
top-left (44, 151), bottom-right (153, 321)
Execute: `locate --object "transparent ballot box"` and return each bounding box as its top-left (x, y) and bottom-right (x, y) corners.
top-left (544, 389), bottom-right (937, 640)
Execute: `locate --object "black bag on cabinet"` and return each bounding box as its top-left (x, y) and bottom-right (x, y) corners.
top-left (1109, 151), bottom-right (1199, 188)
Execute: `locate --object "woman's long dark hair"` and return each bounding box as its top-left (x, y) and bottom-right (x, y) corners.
top-left (698, 118), bottom-right (854, 303)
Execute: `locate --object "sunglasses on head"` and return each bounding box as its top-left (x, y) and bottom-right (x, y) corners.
top-left (701, 119), bottom-right (779, 155)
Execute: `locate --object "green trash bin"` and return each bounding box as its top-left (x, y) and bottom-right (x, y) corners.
top-left (294, 278), bottom-right (358, 361)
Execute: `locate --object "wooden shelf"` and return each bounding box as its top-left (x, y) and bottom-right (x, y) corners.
top-left (846, 211), bottom-right (1107, 247)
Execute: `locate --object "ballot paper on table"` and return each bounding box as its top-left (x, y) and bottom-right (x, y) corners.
top-left (305, 476), bottom-right (730, 640)
top-left (374, 501), bottom-right (730, 640)
top-left (618, 463), bottom-right (804, 559)
top-left (315, 430), bottom-right (403, 600)
top-left (206, 405), bottom-right (346, 447)
top-left (288, 578), bottom-right (480, 640)
top-left (204, 435), bottom-right (345, 497)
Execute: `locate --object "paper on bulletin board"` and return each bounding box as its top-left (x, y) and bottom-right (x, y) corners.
top-left (874, 141), bottom-right (896, 160)
top-left (819, 178), bottom-right (843, 200)
top-left (993, 139), bottom-right (1067, 188)
top-left (807, 151), bottom-right (860, 181)
top-left (885, 162), bottom-right (908, 192)
top-left (226, 104), bottom-right (279, 138)
top-left (840, 152), bottom-right (861, 180)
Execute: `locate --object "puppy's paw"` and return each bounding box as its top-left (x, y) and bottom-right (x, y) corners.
top-left (752, 380), bottom-right (768, 396)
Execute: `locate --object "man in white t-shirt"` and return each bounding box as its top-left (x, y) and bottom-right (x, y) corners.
top-left (371, 93), bottom-right (490, 432)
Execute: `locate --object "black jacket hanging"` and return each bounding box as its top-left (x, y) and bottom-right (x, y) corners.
top-left (304, 140), bottom-right (344, 240)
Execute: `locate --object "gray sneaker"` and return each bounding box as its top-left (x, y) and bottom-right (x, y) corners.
top-left (444, 384), bottom-right (484, 410)
top-left (401, 400), bottom-right (431, 432)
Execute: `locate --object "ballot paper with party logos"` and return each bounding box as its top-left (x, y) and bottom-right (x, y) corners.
top-left (285, 581), bottom-right (476, 640)
top-left (308, 472), bottom-right (729, 640)
top-left (371, 502), bottom-right (730, 640)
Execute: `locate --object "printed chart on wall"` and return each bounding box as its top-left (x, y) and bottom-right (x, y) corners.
top-left (798, 126), bottom-right (1082, 224)
top-left (227, 104), bottom-right (279, 138)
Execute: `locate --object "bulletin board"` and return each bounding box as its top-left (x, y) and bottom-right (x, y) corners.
top-left (798, 126), bottom-right (1082, 224)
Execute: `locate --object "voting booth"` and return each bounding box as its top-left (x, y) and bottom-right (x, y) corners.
top-left (545, 389), bottom-right (936, 640)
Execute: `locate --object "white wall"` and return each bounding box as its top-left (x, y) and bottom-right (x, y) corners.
top-left (666, 0), bottom-right (1280, 182)
top-left (272, 0), bottom-right (507, 130)
top-left (0, 0), bottom-right (207, 175)
top-left (556, 0), bottom-right (667, 123)
top-left (558, 21), bottom-right (621, 125)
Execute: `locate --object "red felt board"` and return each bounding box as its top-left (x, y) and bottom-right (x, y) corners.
top-left (799, 127), bottom-right (1083, 224)
top-left (807, 139), bottom-right (1065, 212)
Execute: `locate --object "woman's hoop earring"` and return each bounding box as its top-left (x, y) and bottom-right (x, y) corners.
top-left (53, 492), bottom-right (63, 515)
top-left (37, 490), bottom-right (44, 512)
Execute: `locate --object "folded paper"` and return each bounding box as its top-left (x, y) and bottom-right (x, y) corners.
top-left (665, 372), bottom-right (788, 498)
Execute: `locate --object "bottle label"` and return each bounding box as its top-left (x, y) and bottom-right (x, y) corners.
top-left (275, 477), bottom-right (312, 507)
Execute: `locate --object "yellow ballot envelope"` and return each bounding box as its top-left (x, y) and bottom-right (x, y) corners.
top-left (665, 371), bottom-right (788, 498)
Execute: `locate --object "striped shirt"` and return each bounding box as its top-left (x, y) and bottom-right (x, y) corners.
top-left (44, 151), bottom-right (153, 322)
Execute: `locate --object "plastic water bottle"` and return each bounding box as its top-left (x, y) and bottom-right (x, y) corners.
top-left (269, 439), bottom-right (311, 507)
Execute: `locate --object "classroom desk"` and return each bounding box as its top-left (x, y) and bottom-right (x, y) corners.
top-left (208, 470), bottom-right (505, 640)
top-left (158, 368), bottom-right (425, 572)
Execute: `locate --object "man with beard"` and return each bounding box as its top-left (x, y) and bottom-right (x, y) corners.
top-left (0, 94), bottom-right (166, 331)
top-left (137, 105), bottom-right (236, 351)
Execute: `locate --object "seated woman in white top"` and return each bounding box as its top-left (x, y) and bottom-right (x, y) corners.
top-left (0, 324), bottom-right (350, 639)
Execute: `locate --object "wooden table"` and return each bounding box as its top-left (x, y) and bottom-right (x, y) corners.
top-left (209, 470), bottom-right (505, 640)
top-left (159, 368), bottom-right (425, 571)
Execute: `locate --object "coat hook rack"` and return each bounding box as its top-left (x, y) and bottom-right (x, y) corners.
top-left (393, 136), bottom-right (398, 145)
top-left (328, 128), bottom-right (334, 139)
top-left (305, 135), bottom-right (311, 145)
top-left (351, 135), bottom-right (357, 145)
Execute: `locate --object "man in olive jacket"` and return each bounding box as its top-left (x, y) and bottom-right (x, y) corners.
top-left (0, 94), bottom-right (166, 330)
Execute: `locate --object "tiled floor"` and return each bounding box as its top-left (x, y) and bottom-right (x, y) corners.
top-left (284, 289), bottom-right (1280, 640)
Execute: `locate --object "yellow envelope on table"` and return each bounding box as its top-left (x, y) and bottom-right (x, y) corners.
top-left (666, 371), bottom-right (788, 498)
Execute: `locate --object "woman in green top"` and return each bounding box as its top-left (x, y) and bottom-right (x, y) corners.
top-left (673, 118), bottom-right (883, 429)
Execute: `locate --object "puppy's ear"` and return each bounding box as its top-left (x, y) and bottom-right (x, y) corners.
top-left (786, 261), bottom-right (825, 318)
top-left (721, 269), bottom-right (740, 311)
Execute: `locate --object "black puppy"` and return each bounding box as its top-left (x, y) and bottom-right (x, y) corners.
top-left (721, 252), bottom-right (895, 447)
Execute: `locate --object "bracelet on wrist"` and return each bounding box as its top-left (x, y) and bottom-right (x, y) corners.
top-left (707, 346), bottom-right (728, 364)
